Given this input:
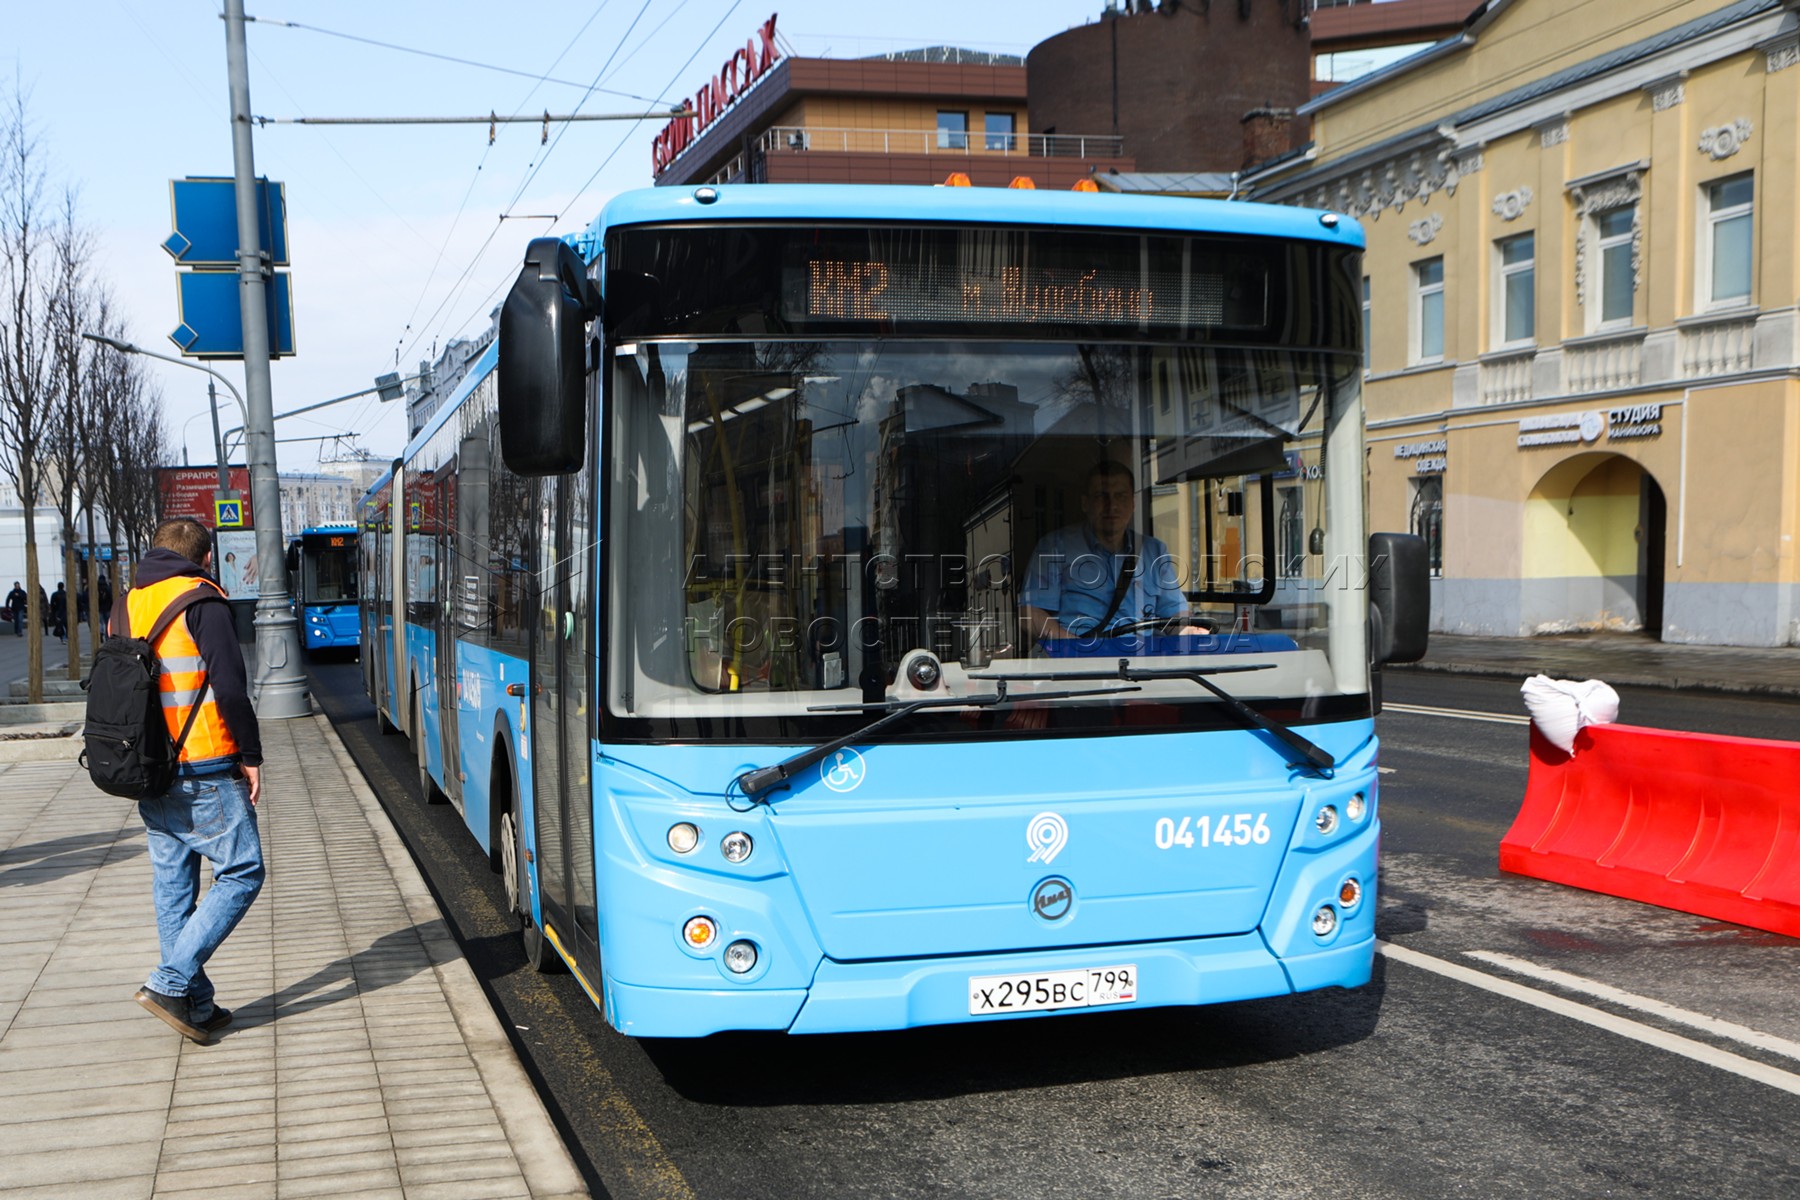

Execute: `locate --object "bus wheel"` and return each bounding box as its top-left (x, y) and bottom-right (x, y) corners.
top-left (415, 693), bottom-right (447, 805)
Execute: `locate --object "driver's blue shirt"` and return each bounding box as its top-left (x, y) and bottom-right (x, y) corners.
top-left (1018, 524), bottom-right (1188, 636)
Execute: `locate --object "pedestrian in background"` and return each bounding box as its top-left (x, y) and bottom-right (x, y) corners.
top-left (50, 582), bottom-right (66, 642)
top-left (4, 581), bottom-right (24, 636)
top-left (98, 573), bottom-right (113, 629)
top-left (125, 517), bottom-right (265, 1045)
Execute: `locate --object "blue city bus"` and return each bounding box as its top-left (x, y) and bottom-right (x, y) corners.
top-left (361, 184), bottom-right (1427, 1038)
top-left (287, 524), bottom-right (359, 652)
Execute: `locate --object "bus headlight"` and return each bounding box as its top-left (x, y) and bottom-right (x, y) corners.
top-left (723, 940), bottom-right (758, 974)
top-left (667, 823), bottom-right (700, 854)
top-left (1311, 905), bottom-right (1338, 937)
top-left (1347, 792), bottom-right (1367, 822)
top-left (720, 831), bottom-right (753, 863)
top-left (1314, 805), bottom-right (1339, 836)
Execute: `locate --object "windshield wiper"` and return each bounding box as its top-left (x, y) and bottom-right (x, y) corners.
top-left (973, 659), bottom-right (1335, 774)
top-left (732, 680), bottom-right (1141, 800)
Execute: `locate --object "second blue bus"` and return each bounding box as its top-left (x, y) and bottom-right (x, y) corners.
top-left (288, 524), bottom-right (359, 653)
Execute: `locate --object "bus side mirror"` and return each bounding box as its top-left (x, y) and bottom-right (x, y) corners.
top-left (1369, 532), bottom-right (1429, 664)
top-left (498, 237), bottom-right (598, 476)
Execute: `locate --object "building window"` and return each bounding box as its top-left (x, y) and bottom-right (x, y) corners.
top-left (1496, 232), bottom-right (1535, 346)
top-left (984, 112), bottom-right (1016, 152)
top-left (1412, 257), bottom-right (1444, 363)
top-left (1703, 173), bottom-right (1753, 308)
top-left (1361, 275), bottom-right (1371, 370)
top-left (1410, 476), bottom-right (1443, 577)
top-left (1595, 206), bottom-right (1635, 327)
top-left (937, 111), bottom-right (968, 151)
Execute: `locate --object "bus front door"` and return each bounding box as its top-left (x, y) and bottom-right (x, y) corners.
top-left (529, 474), bottom-right (601, 984)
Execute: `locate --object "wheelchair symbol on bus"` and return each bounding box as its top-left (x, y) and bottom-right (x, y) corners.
top-left (821, 749), bottom-right (867, 793)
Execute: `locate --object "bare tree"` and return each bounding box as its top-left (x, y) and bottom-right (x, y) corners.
top-left (110, 378), bottom-right (168, 573)
top-left (43, 186), bottom-right (94, 678)
top-left (0, 83), bottom-right (55, 703)
top-left (78, 297), bottom-right (128, 636)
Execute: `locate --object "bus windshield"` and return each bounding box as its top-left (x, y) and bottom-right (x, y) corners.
top-left (302, 539), bottom-right (358, 604)
top-left (608, 338), bottom-right (1368, 735)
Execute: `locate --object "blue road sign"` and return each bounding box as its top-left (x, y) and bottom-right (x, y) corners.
top-left (215, 498), bottom-right (244, 528)
top-left (163, 177), bottom-right (289, 268)
top-left (171, 271), bottom-right (296, 359)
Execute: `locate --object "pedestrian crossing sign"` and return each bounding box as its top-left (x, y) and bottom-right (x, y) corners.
top-left (215, 498), bottom-right (243, 528)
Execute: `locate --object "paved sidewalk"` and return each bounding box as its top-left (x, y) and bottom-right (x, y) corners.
top-left (0, 712), bottom-right (588, 1199)
top-left (1394, 630), bottom-right (1800, 698)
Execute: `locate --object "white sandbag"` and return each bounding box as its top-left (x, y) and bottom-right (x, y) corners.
top-left (1519, 674), bottom-right (1620, 755)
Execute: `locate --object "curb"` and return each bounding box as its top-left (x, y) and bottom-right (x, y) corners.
top-left (0, 732), bottom-right (83, 763)
top-left (1391, 659), bottom-right (1800, 699)
top-left (315, 714), bottom-right (591, 1200)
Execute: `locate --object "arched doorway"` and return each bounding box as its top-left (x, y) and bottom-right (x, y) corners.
top-left (1523, 453), bottom-right (1666, 639)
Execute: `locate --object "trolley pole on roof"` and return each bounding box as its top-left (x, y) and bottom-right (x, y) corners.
top-left (224, 0), bottom-right (309, 719)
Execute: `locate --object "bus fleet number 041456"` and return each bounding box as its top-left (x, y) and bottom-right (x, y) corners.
top-left (1154, 813), bottom-right (1271, 850)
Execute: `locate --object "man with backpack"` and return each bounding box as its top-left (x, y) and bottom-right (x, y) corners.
top-left (119, 518), bottom-right (264, 1044)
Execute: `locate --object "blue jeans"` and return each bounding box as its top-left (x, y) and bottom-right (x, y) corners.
top-left (138, 771), bottom-right (265, 1019)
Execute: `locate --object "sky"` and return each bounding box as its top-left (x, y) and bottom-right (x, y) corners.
top-left (10, 1), bottom-right (1109, 474)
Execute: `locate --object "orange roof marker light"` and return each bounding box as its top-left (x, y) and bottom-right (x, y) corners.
top-left (1070, 178), bottom-right (1100, 192)
top-left (1008, 175), bottom-right (1037, 189)
top-left (943, 172), bottom-right (972, 187)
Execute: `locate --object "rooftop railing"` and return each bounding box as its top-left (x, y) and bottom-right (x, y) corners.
top-left (758, 125), bottom-right (1125, 160)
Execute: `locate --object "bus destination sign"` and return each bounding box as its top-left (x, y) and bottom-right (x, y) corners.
top-left (787, 259), bottom-right (1257, 330)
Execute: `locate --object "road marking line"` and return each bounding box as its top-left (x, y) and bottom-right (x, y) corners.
top-left (1383, 702), bottom-right (1531, 725)
top-left (1377, 941), bottom-right (1800, 1097)
top-left (1465, 950), bottom-right (1800, 1063)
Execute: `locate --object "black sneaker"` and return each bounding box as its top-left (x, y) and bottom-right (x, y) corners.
top-left (134, 988), bottom-right (208, 1043)
top-left (198, 1006), bottom-right (232, 1034)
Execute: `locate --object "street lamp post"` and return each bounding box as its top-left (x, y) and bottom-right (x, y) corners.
top-left (79, 330), bottom-right (307, 715)
top-left (221, 0), bottom-right (309, 720)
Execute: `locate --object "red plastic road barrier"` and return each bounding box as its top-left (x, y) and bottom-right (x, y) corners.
top-left (1500, 723), bottom-right (1800, 938)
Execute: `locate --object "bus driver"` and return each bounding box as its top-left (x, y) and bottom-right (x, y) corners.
top-left (1018, 461), bottom-right (1200, 642)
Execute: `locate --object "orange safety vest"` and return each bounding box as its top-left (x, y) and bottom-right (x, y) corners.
top-left (124, 575), bottom-right (240, 765)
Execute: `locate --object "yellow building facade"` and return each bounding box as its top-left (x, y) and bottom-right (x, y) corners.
top-left (1251, 0), bottom-right (1800, 645)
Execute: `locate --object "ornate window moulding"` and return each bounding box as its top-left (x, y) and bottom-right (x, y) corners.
top-left (1408, 214), bottom-right (1444, 246)
top-left (1492, 186), bottom-right (1533, 221)
top-left (1698, 120), bottom-right (1753, 160)
top-left (1567, 162), bottom-right (1647, 309)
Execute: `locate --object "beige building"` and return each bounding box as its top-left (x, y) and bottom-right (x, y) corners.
top-left (1250, 0), bottom-right (1800, 646)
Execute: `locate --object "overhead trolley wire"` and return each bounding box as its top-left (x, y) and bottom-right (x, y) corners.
top-left (372, 1), bottom-right (622, 378)
top-left (559, 0), bottom-right (743, 219)
top-left (244, 13), bottom-right (671, 106)
top-left (395, 0), bottom-right (673, 373)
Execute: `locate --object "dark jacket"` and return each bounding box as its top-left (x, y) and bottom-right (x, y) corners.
top-left (124, 548), bottom-right (263, 768)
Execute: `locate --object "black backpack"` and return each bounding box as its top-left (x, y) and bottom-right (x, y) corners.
top-left (80, 587), bottom-right (223, 800)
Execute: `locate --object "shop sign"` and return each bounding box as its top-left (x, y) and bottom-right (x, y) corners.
top-left (1518, 410), bottom-right (1604, 448)
top-left (1518, 405), bottom-right (1663, 448)
top-left (1606, 402), bottom-right (1662, 440)
top-left (652, 14), bottom-right (781, 175)
top-left (1393, 438), bottom-right (1447, 475)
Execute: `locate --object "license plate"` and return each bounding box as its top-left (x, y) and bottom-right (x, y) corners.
top-left (967, 964), bottom-right (1138, 1015)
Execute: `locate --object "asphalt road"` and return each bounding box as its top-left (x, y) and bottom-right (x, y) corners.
top-left (308, 659), bottom-right (1800, 1200)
